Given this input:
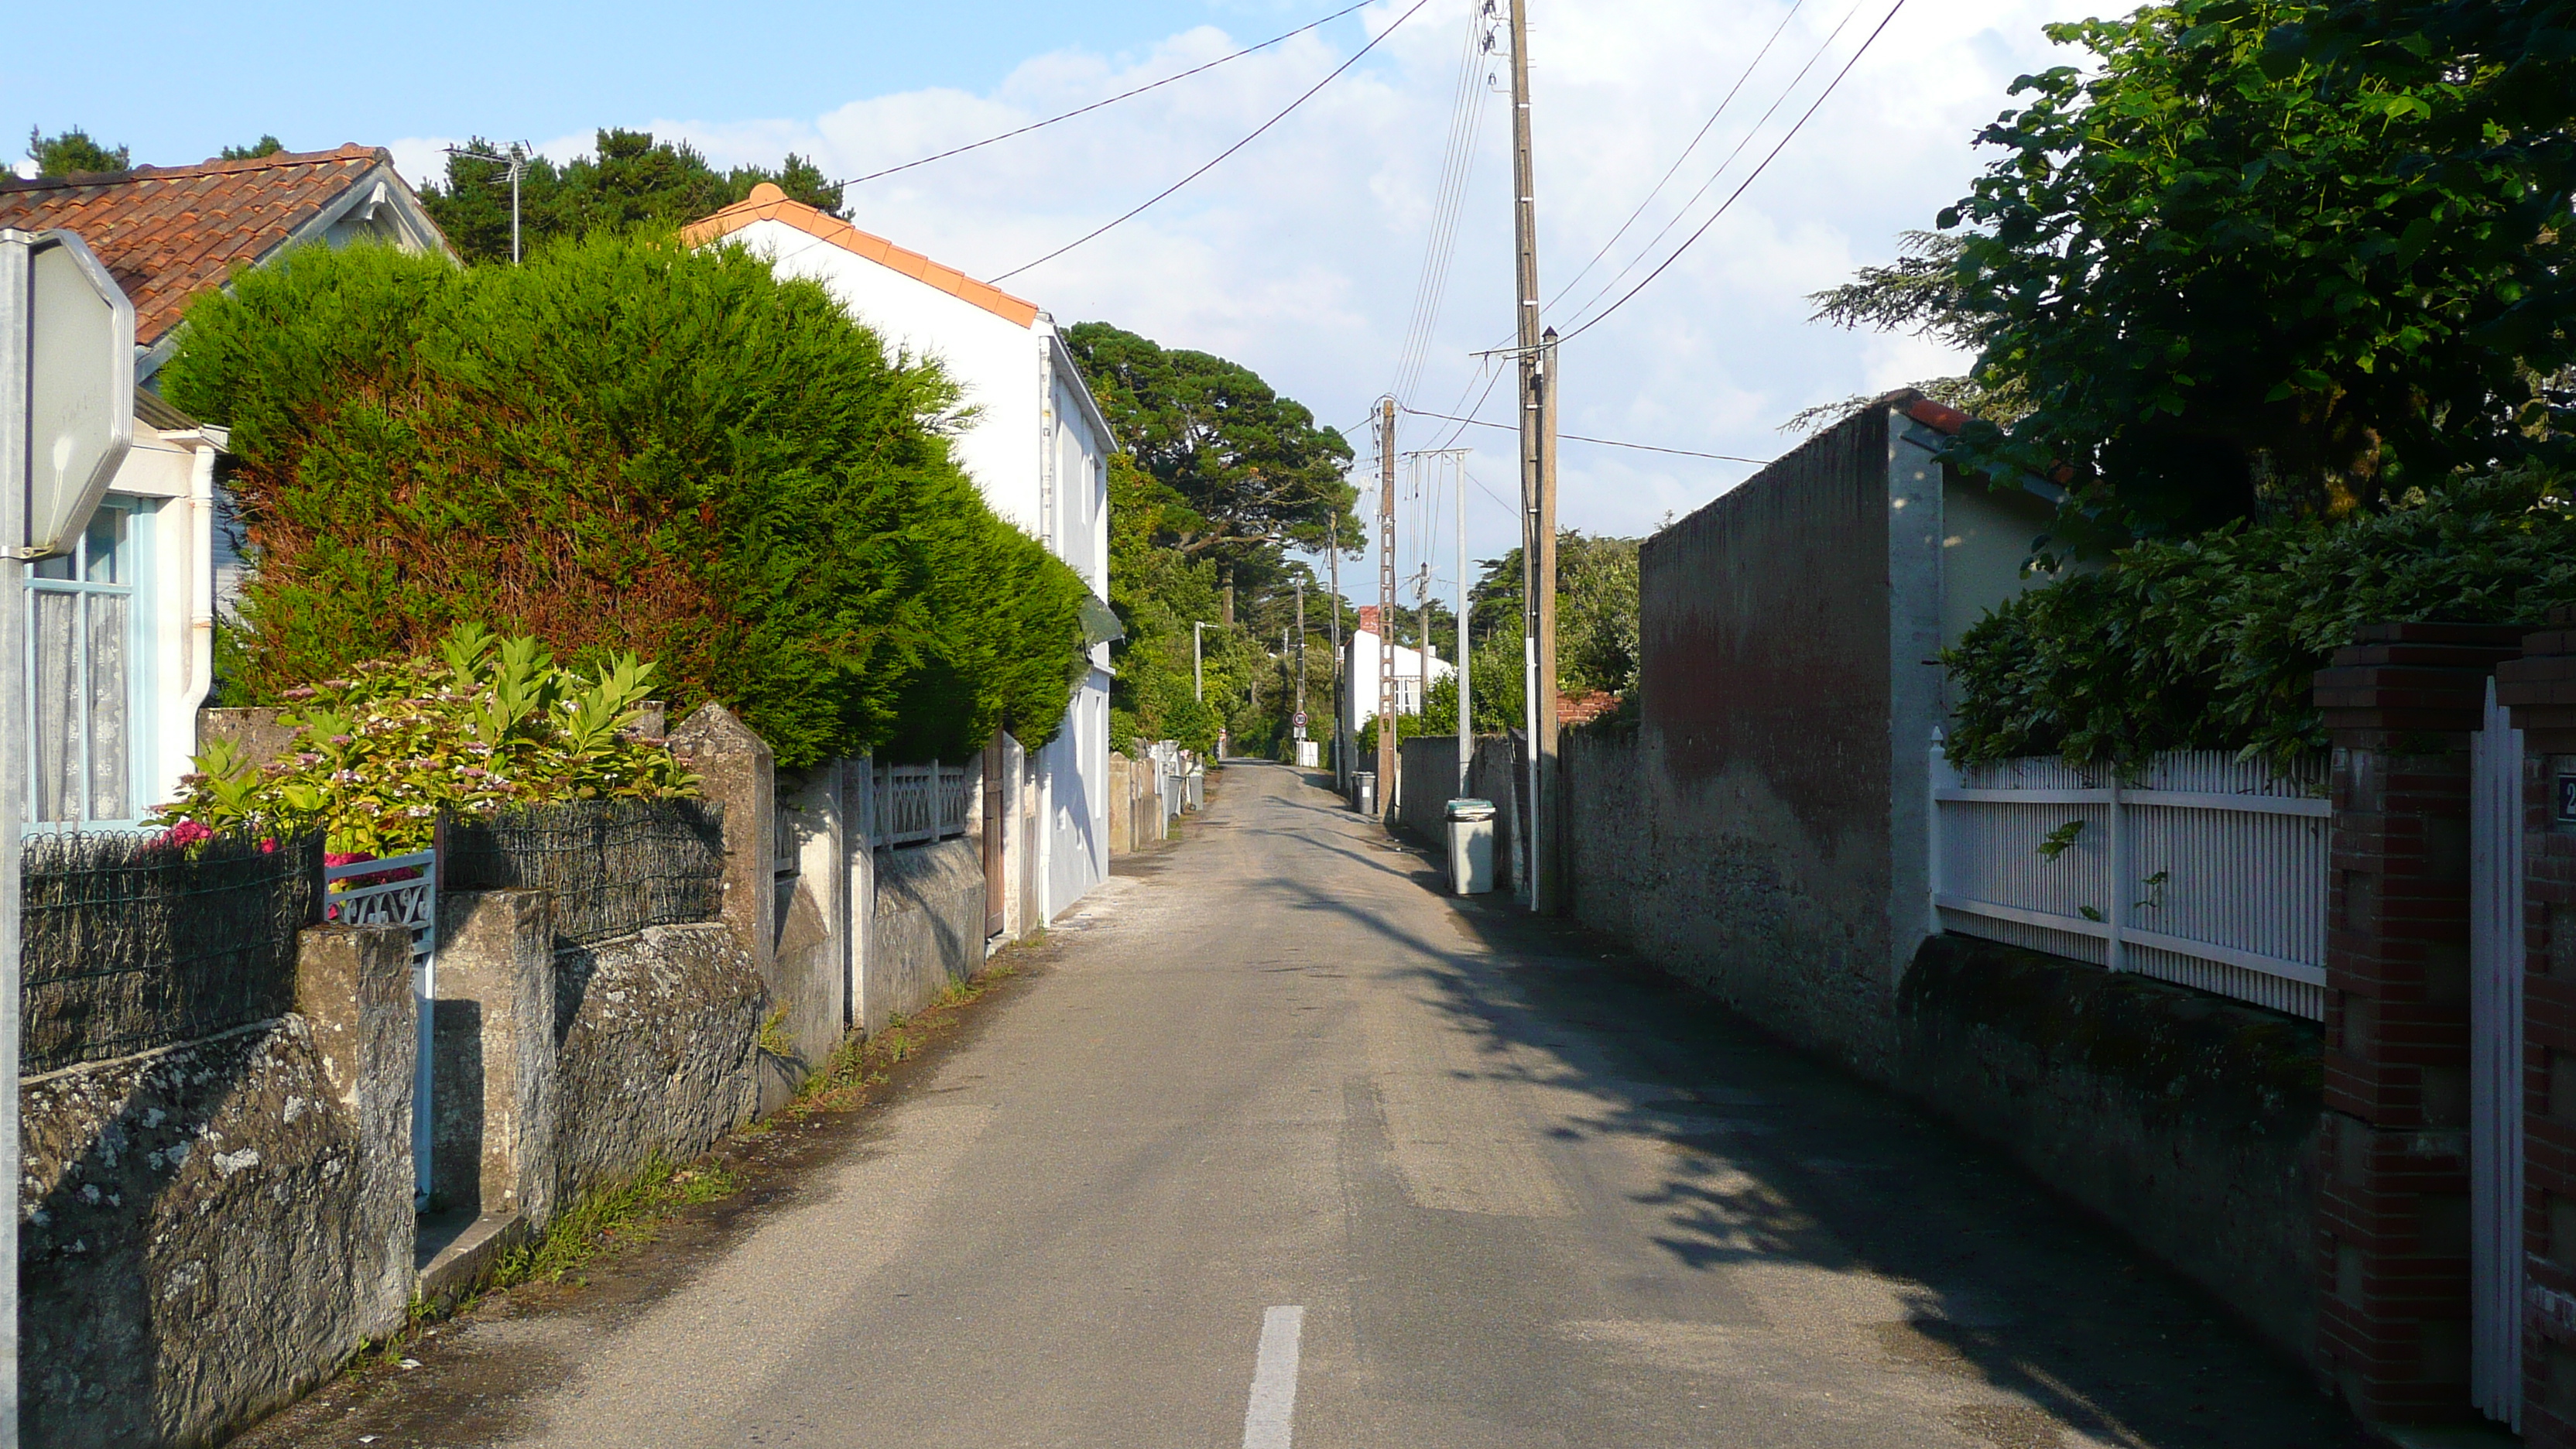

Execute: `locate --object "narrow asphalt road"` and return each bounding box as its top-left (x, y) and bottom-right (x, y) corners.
top-left (265, 761), bottom-right (2362, 1447)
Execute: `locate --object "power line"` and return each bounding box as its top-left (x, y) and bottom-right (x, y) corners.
top-left (1399, 406), bottom-right (1770, 463)
top-left (1559, 0), bottom-right (1910, 344)
top-left (826, 0), bottom-right (1376, 193)
top-left (1389, 0), bottom-right (1499, 405)
top-left (1555, 0), bottom-right (1871, 335)
top-left (1541, 0), bottom-right (1807, 316)
top-left (995, 0), bottom-right (1435, 282)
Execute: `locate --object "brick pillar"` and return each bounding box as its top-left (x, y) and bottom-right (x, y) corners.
top-left (2500, 612), bottom-right (2576, 1443)
top-left (2314, 622), bottom-right (2526, 1423)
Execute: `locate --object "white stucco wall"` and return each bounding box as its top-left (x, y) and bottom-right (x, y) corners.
top-left (711, 214), bottom-right (1118, 923)
top-left (1341, 630), bottom-right (1453, 733)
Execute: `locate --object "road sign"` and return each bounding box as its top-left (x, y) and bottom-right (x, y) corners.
top-left (3, 224), bottom-right (133, 1449)
top-left (8, 228), bottom-right (134, 559)
top-left (1293, 711), bottom-right (1307, 727)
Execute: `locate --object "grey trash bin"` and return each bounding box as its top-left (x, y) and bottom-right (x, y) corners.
top-left (1353, 771), bottom-right (1376, 816)
top-left (1445, 797), bottom-right (1496, 895)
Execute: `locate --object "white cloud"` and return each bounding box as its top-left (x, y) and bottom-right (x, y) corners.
top-left (421, 0), bottom-right (2071, 573)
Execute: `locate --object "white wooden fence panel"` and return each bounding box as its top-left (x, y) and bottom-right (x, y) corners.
top-left (868, 761), bottom-right (974, 848)
top-left (1934, 747), bottom-right (2328, 1019)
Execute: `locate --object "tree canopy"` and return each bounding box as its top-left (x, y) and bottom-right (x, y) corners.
top-left (26, 127), bottom-right (127, 176)
top-left (161, 234), bottom-right (1089, 768)
top-left (1816, 0), bottom-right (2574, 551)
top-left (1063, 322), bottom-right (1360, 621)
top-left (420, 129), bottom-right (847, 265)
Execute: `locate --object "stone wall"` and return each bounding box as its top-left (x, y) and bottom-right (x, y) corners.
top-left (1898, 934), bottom-right (2324, 1361)
top-left (552, 921), bottom-right (765, 1200)
top-left (867, 837), bottom-right (987, 1033)
top-left (21, 924), bottom-right (415, 1449)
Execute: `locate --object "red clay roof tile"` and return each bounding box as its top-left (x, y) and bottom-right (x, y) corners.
top-left (0, 145), bottom-right (402, 348)
top-left (683, 183), bottom-right (1042, 328)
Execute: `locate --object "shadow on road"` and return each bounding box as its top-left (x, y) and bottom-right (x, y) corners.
top-left (1225, 760), bottom-right (2364, 1449)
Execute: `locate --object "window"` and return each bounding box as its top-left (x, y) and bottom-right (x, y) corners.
top-left (26, 500), bottom-right (147, 828)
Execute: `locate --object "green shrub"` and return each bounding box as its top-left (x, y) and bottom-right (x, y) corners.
top-left (1944, 466), bottom-right (2576, 770)
top-left (154, 624), bottom-right (693, 855)
top-left (160, 233), bottom-right (1088, 769)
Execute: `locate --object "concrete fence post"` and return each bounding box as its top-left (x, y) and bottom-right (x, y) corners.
top-left (2312, 622), bottom-right (2525, 1425)
top-left (431, 889), bottom-right (557, 1229)
top-left (293, 921), bottom-right (419, 1339)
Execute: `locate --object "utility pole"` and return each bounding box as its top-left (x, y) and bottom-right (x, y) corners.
top-left (1327, 515), bottom-right (1345, 783)
top-left (1294, 581), bottom-right (1307, 755)
top-left (1507, 0), bottom-right (1550, 909)
top-left (1375, 398), bottom-right (1398, 813)
top-left (1416, 562), bottom-right (1433, 736)
top-left (1194, 621), bottom-right (1206, 703)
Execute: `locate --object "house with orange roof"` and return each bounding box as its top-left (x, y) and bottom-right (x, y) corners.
top-left (0, 145), bottom-right (452, 829)
top-left (685, 183), bottom-right (1118, 929)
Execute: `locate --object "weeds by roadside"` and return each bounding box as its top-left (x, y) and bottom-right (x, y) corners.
top-left (788, 965), bottom-right (1017, 1115)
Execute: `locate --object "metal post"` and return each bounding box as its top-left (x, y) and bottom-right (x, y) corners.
top-left (1194, 620), bottom-right (1205, 703)
top-left (1457, 458), bottom-right (1471, 796)
top-left (509, 154), bottom-right (523, 266)
top-left (1294, 581), bottom-right (1306, 746)
top-left (1327, 515), bottom-right (1344, 782)
top-left (0, 228), bottom-right (29, 1449)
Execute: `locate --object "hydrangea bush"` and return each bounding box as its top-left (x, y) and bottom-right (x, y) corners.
top-left (156, 624), bottom-right (696, 855)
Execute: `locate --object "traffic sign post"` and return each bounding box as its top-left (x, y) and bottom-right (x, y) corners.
top-left (2, 225), bottom-right (135, 1449)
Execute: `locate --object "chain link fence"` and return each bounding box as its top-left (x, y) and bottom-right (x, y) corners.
top-left (440, 798), bottom-right (726, 946)
top-left (20, 831), bottom-right (324, 1074)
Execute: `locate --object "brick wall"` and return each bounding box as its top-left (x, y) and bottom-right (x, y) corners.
top-left (2313, 622), bottom-right (2524, 1423)
top-left (2499, 615), bottom-right (2576, 1444)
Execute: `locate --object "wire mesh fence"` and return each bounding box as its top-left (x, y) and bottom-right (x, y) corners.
top-left (19, 830), bottom-right (324, 1074)
top-left (440, 798), bottom-right (726, 946)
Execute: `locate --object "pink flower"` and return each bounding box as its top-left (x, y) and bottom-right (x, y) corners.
top-left (329, 734), bottom-right (354, 746)
top-left (161, 820), bottom-right (214, 850)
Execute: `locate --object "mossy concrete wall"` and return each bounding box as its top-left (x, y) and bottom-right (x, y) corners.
top-left (1897, 933), bottom-right (2324, 1361)
top-left (20, 923), bottom-right (416, 1449)
top-left (868, 838), bottom-right (985, 1033)
top-left (552, 921), bottom-right (764, 1201)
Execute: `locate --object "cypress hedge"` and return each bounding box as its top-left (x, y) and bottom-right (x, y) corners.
top-left (163, 235), bottom-right (1089, 768)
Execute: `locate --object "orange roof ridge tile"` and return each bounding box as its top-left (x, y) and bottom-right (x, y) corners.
top-left (684, 187), bottom-right (1041, 328)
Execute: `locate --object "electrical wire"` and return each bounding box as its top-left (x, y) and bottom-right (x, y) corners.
top-left (827, 0), bottom-right (1376, 192)
top-left (994, 0), bottom-right (1435, 282)
top-left (1388, 0), bottom-right (1498, 406)
top-left (1553, 0), bottom-right (1872, 336)
top-left (1558, 0), bottom-right (1910, 344)
top-left (1540, 0), bottom-right (1806, 317)
top-left (1400, 406), bottom-right (1770, 463)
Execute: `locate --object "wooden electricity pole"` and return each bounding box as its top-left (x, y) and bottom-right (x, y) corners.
top-left (1327, 514), bottom-right (1345, 783)
top-left (1375, 398), bottom-right (1398, 812)
top-left (1507, 0), bottom-right (1558, 911)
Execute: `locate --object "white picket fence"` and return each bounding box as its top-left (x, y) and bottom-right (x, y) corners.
top-left (1930, 746), bottom-right (2331, 1019)
top-left (871, 761), bottom-right (974, 846)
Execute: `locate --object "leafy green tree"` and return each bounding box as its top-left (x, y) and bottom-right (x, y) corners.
top-left (422, 130), bottom-right (848, 265)
top-left (161, 235), bottom-right (1088, 768)
top-left (27, 126), bottom-right (127, 176)
top-left (1924, 0), bottom-right (2574, 550)
top-left (1063, 322), bottom-right (1361, 623)
top-left (220, 135), bottom-right (284, 160)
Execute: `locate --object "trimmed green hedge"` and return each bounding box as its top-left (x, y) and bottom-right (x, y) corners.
top-left (163, 235), bottom-right (1088, 768)
top-left (1944, 467), bottom-right (2576, 769)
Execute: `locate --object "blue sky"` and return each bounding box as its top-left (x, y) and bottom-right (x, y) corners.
top-left (9, 2), bottom-right (1347, 167)
top-left (11, 0), bottom-right (2075, 592)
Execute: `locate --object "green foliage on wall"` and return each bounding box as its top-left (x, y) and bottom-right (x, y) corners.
top-left (1943, 465), bottom-right (2576, 770)
top-left (161, 234), bottom-right (1088, 769)
top-left (157, 625), bottom-right (692, 855)
top-left (1822, 0), bottom-right (2574, 550)
top-left (421, 129), bottom-right (847, 265)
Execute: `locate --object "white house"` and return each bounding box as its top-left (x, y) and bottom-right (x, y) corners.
top-left (1341, 605), bottom-right (1454, 735)
top-left (0, 146), bottom-right (451, 830)
top-left (686, 184), bottom-right (1116, 923)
